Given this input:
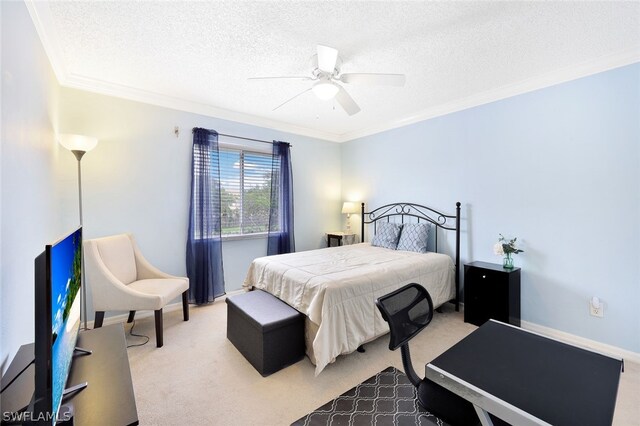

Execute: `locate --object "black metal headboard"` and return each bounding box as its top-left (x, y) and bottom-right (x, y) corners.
top-left (361, 201), bottom-right (461, 311)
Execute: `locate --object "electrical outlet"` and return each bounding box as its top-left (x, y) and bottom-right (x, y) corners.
top-left (589, 301), bottom-right (604, 318)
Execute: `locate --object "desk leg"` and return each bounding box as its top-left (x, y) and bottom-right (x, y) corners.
top-left (474, 405), bottom-right (494, 426)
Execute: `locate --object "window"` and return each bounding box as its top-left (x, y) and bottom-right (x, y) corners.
top-left (219, 148), bottom-right (279, 236)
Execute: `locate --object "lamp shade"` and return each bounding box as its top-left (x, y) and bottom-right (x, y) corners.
top-left (312, 81), bottom-right (339, 100)
top-left (341, 202), bottom-right (358, 214)
top-left (58, 134), bottom-right (98, 153)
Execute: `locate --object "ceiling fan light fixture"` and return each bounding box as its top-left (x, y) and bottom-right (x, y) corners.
top-left (312, 81), bottom-right (339, 100)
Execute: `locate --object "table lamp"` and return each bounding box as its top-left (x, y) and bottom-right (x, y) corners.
top-left (341, 202), bottom-right (358, 233)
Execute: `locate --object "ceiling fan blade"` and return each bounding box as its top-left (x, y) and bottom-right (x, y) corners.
top-left (339, 73), bottom-right (406, 86)
top-left (335, 86), bottom-right (361, 116)
top-left (272, 88), bottom-right (312, 112)
top-left (317, 45), bottom-right (338, 73)
top-left (248, 76), bottom-right (312, 81)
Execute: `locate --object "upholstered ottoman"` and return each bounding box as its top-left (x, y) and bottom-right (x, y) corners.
top-left (226, 289), bottom-right (305, 376)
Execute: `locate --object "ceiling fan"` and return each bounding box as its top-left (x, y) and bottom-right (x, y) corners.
top-left (249, 45), bottom-right (406, 116)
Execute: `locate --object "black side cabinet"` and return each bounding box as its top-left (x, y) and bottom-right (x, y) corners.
top-left (464, 261), bottom-right (521, 327)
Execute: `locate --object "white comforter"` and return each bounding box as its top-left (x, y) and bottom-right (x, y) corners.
top-left (243, 243), bottom-right (455, 375)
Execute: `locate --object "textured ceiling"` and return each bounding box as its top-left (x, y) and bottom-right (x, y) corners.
top-left (31, 1), bottom-right (640, 142)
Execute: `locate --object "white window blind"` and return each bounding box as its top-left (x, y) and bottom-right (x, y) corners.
top-left (191, 143), bottom-right (222, 240)
top-left (219, 148), bottom-right (279, 236)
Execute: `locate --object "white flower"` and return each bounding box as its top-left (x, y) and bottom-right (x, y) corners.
top-left (495, 234), bottom-right (524, 257)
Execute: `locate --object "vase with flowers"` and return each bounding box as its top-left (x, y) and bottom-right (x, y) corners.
top-left (493, 234), bottom-right (524, 269)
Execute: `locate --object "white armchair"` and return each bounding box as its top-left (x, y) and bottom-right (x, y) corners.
top-left (84, 233), bottom-right (189, 347)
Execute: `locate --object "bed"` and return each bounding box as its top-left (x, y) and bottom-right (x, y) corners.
top-left (243, 202), bottom-right (461, 375)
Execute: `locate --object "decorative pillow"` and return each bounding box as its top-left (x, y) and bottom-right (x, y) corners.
top-left (397, 223), bottom-right (430, 253)
top-left (371, 222), bottom-right (403, 250)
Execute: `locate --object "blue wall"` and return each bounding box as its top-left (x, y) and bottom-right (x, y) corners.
top-left (58, 86), bottom-right (343, 316)
top-left (342, 63), bottom-right (640, 353)
top-left (1, 0), bottom-right (63, 371)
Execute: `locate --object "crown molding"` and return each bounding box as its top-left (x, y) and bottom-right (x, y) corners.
top-left (25, 0), bottom-right (67, 83)
top-left (63, 73), bottom-right (343, 142)
top-left (24, 0), bottom-right (343, 143)
top-left (63, 50), bottom-right (640, 144)
top-left (26, 0), bottom-right (639, 145)
top-left (338, 50), bottom-right (640, 142)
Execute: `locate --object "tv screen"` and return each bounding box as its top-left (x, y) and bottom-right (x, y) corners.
top-left (35, 227), bottom-right (82, 425)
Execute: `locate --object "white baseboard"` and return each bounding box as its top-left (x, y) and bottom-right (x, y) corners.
top-left (521, 320), bottom-right (640, 364)
top-left (88, 290), bottom-right (247, 328)
top-left (88, 302), bottom-right (184, 328)
top-left (90, 294), bottom-right (639, 365)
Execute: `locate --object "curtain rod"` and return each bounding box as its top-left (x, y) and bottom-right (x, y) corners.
top-left (192, 128), bottom-right (290, 147)
top-left (218, 133), bottom-right (280, 145)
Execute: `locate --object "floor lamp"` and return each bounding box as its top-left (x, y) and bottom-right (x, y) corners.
top-left (59, 134), bottom-right (98, 331)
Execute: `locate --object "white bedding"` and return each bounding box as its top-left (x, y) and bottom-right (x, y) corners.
top-left (243, 243), bottom-right (455, 375)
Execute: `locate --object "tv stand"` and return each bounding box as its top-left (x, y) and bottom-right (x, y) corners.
top-left (62, 381), bottom-right (88, 397)
top-left (73, 347), bottom-right (92, 356)
top-left (0, 324), bottom-right (138, 425)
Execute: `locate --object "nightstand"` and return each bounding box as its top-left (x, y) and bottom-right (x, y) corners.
top-left (464, 261), bottom-right (521, 327)
top-left (327, 232), bottom-right (357, 247)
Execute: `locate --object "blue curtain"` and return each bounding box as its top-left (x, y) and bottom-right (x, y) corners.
top-left (267, 141), bottom-right (295, 255)
top-left (186, 128), bottom-right (225, 304)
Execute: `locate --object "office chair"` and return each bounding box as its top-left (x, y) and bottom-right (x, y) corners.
top-left (375, 283), bottom-right (480, 426)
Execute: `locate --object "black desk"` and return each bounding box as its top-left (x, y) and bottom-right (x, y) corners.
top-left (1, 324), bottom-right (138, 425)
top-left (426, 320), bottom-right (623, 426)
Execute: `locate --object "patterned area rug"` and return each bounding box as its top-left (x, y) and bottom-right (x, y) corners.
top-left (292, 367), bottom-right (447, 426)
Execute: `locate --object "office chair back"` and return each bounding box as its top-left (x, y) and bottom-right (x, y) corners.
top-left (376, 283), bottom-right (481, 426)
top-left (376, 283), bottom-right (434, 351)
top-left (375, 283), bottom-right (433, 387)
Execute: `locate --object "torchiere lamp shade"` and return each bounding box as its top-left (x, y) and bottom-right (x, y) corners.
top-left (58, 134), bottom-right (98, 153)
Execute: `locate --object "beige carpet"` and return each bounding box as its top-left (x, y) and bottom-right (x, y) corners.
top-left (124, 299), bottom-right (639, 425)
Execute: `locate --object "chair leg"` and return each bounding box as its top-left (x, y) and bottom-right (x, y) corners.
top-left (127, 311), bottom-right (136, 323)
top-left (154, 309), bottom-right (163, 348)
top-left (94, 311), bottom-right (105, 329)
top-left (182, 291), bottom-right (189, 321)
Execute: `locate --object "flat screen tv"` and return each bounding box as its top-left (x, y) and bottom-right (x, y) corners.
top-left (34, 227), bottom-right (84, 425)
